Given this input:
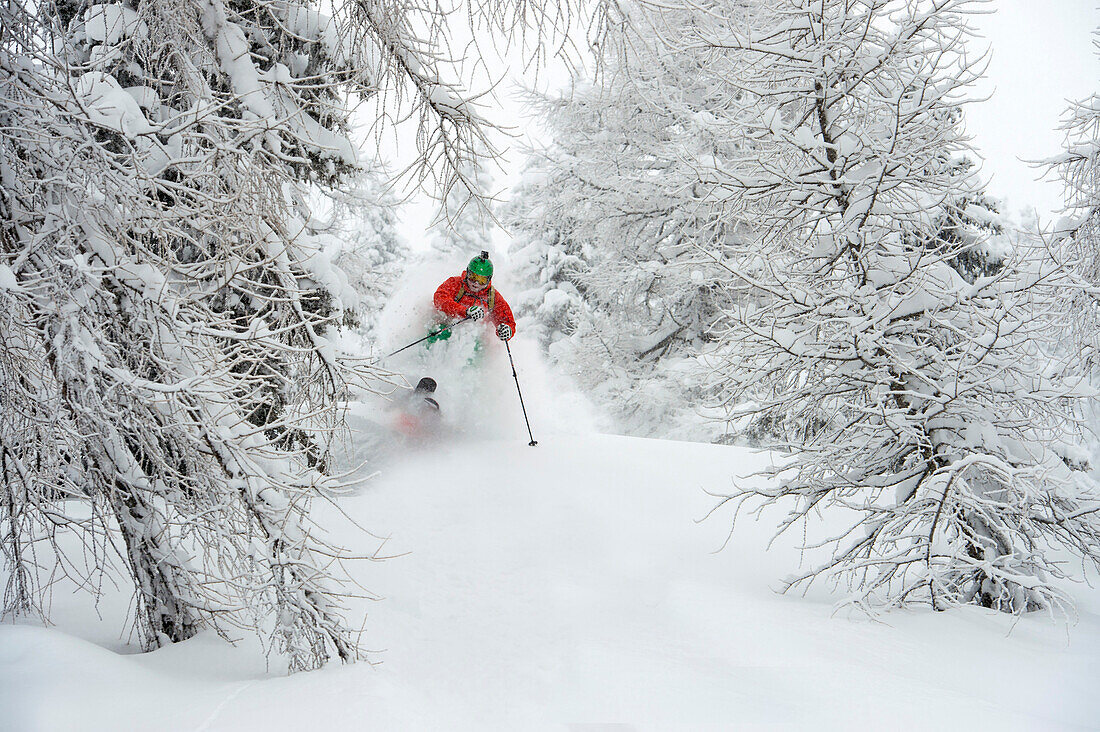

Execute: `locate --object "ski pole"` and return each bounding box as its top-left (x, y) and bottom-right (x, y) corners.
top-left (380, 315), bottom-right (473, 361)
top-left (504, 340), bottom-right (538, 447)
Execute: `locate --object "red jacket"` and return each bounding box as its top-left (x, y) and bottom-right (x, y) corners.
top-left (433, 273), bottom-right (516, 338)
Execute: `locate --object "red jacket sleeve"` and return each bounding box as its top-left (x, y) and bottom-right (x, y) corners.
top-left (489, 291), bottom-right (516, 337)
top-left (433, 276), bottom-right (467, 319)
top-left (433, 275), bottom-right (516, 338)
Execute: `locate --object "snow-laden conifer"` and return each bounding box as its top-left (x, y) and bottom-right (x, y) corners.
top-left (431, 145), bottom-right (496, 259)
top-left (327, 171), bottom-right (408, 340)
top-left (1047, 31), bottom-right (1100, 375)
top-left (684, 0), bottom-right (1100, 614)
top-left (510, 0), bottom-right (1006, 440)
top-left (0, 0), bottom-right (595, 668)
top-left (505, 4), bottom-right (762, 439)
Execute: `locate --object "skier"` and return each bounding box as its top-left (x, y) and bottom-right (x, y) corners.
top-left (430, 251), bottom-right (516, 343)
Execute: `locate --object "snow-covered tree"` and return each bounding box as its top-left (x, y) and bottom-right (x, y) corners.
top-left (506, 223), bottom-right (592, 354)
top-left (1047, 32), bottom-right (1100, 373)
top-left (431, 144), bottom-right (496, 259)
top-left (0, 0), bottom-right (595, 668)
top-left (506, 2), bottom-right (767, 438)
top-left (685, 0), bottom-right (1100, 614)
top-left (510, 0), bottom-right (1006, 440)
top-left (327, 171), bottom-right (409, 339)
top-left (0, 0), bottom-right (381, 670)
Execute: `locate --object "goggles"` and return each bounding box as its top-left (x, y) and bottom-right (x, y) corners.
top-left (466, 271), bottom-right (490, 288)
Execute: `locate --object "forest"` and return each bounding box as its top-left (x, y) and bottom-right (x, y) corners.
top-left (2, 0), bottom-right (1099, 727)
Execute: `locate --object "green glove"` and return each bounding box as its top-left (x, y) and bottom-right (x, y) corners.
top-left (426, 326), bottom-right (452, 344)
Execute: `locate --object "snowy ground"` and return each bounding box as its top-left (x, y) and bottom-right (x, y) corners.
top-left (3, 337), bottom-right (1100, 730)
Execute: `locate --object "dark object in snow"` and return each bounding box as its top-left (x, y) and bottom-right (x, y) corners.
top-left (394, 377), bottom-right (442, 437)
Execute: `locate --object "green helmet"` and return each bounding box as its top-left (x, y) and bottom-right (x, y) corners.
top-left (467, 251), bottom-right (493, 279)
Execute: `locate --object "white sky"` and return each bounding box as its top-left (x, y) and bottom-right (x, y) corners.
top-left (967, 0), bottom-right (1099, 220)
top-left (389, 1), bottom-right (1100, 249)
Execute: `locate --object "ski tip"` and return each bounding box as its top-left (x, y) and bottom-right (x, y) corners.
top-left (415, 377), bottom-right (437, 394)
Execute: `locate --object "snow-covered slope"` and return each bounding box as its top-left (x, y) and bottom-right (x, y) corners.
top-left (3, 429), bottom-right (1099, 730)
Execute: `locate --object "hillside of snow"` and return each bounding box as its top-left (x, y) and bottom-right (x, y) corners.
top-left (3, 379), bottom-right (1100, 730)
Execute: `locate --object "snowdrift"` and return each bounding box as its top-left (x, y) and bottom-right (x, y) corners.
top-left (3, 430), bottom-right (1099, 730)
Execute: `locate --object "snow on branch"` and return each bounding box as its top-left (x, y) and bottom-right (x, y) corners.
top-left (654, 0), bottom-right (1100, 615)
top-left (3, 0), bottom-right (613, 670)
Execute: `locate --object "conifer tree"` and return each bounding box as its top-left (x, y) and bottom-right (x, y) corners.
top-left (688, 0), bottom-right (1100, 613)
top-left (1, 0), bottom-right (593, 668)
top-left (506, 4), bottom-right (760, 438)
top-left (517, 0), bottom-right (1100, 612)
top-left (432, 145), bottom-right (496, 260)
top-left (1048, 31), bottom-right (1100, 372)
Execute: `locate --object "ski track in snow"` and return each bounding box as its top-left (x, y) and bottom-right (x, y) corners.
top-left (194, 681), bottom-right (257, 732)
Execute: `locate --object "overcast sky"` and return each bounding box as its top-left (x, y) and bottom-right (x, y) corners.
top-left (390, 1), bottom-right (1100, 249)
top-left (967, 0), bottom-right (1099, 221)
